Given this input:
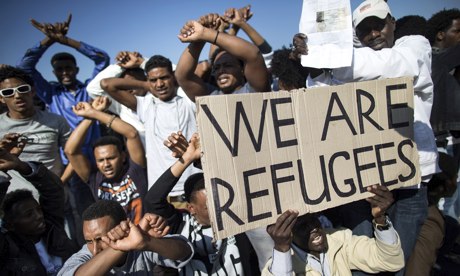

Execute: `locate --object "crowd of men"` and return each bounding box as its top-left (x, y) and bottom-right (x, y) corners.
top-left (0, 0), bottom-right (459, 275)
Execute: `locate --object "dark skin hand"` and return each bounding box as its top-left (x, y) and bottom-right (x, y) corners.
top-left (163, 131), bottom-right (189, 159)
top-left (365, 184), bottom-right (394, 224)
top-left (290, 33), bottom-right (308, 60)
top-left (266, 209), bottom-right (299, 252)
top-left (0, 133), bottom-right (27, 156)
top-left (267, 185), bottom-right (393, 253)
top-left (31, 13), bottom-right (72, 42)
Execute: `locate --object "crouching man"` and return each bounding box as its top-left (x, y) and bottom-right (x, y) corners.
top-left (58, 200), bottom-right (193, 275)
top-left (263, 185), bottom-right (404, 275)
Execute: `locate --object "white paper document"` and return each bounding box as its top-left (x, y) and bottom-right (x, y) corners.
top-left (299, 0), bottom-right (353, 69)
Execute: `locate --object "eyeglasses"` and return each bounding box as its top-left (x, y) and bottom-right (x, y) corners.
top-left (0, 84), bottom-right (32, 97)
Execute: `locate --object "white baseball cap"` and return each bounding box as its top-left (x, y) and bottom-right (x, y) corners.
top-left (353, 0), bottom-right (392, 28)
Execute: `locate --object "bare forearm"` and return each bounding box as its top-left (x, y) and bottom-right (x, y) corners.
top-left (75, 248), bottom-right (126, 276)
top-left (92, 111), bottom-right (137, 138)
top-left (100, 78), bottom-right (141, 110)
top-left (65, 119), bottom-right (93, 155)
top-left (60, 163), bottom-right (74, 184)
top-left (170, 156), bottom-right (194, 177)
top-left (237, 21), bottom-right (265, 47)
top-left (179, 42), bottom-right (205, 76)
top-left (143, 237), bottom-right (192, 261)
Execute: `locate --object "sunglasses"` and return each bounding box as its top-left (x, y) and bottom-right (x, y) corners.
top-left (0, 84), bottom-right (32, 97)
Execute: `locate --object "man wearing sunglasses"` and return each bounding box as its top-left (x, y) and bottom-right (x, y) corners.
top-left (0, 66), bottom-right (71, 191)
top-left (16, 14), bottom-right (110, 227)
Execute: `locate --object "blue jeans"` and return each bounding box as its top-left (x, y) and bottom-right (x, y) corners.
top-left (387, 186), bottom-right (428, 276)
top-left (438, 144), bottom-right (460, 219)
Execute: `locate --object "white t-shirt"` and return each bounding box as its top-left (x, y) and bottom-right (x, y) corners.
top-left (136, 92), bottom-right (200, 195)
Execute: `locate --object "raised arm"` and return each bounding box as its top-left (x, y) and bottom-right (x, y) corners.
top-left (143, 132), bottom-right (200, 229)
top-left (224, 6), bottom-right (272, 55)
top-left (100, 77), bottom-right (148, 111)
top-left (175, 14), bottom-right (222, 102)
top-left (64, 104), bottom-right (94, 183)
top-left (35, 14), bottom-right (109, 79)
top-left (87, 51), bottom-right (146, 114)
top-left (178, 19), bottom-right (270, 93)
top-left (86, 64), bottom-right (125, 114)
top-left (89, 97), bottom-right (146, 167)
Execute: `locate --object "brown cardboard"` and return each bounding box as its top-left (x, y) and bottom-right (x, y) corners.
top-left (196, 77), bottom-right (420, 240)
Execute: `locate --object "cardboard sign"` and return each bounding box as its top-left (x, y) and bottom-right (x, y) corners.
top-left (196, 77), bottom-right (420, 240)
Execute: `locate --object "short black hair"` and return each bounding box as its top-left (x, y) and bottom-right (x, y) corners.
top-left (426, 8), bottom-right (460, 45)
top-left (82, 200), bottom-right (127, 225)
top-left (210, 49), bottom-right (244, 69)
top-left (270, 47), bottom-right (307, 90)
top-left (51, 52), bottom-right (77, 66)
top-left (183, 173), bottom-right (205, 203)
top-left (145, 55), bottom-right (173, 74)
top-left (121, 67), bottom-right (147, 81)
top-left (1, 189), bottom-right (36, 223)
top-left (427, 152), bottom-right (458, 205)
top-left (92, 135), bottom-right (124, 153)
top-left (0, 66), bottom-right (34, 86)
top-left (394, 15), bottom-right (427, 41)
top-left (292, 213), bottom-right (321, 236)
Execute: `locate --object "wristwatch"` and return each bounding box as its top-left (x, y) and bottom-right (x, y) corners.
top-left (372, 215), bottom-right (392, 231)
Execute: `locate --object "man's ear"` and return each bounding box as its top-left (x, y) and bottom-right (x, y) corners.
top-left (186, 202), bottom-right (195, 215)
top-left (0, 96), bottom-right (5, 104)
top-left (121, 151), bottom-right (127, 162)
top-left (76, 66), bottom-right (80, 75)
top-left (436, 31), bottom-right (445, 42)
top-left (4, 219), bottom-right (14, 231)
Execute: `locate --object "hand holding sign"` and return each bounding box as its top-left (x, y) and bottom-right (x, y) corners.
top-left (366, 184), bottom-right (394, 221)
top-left (267, 210), bottom-right (299, 253)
